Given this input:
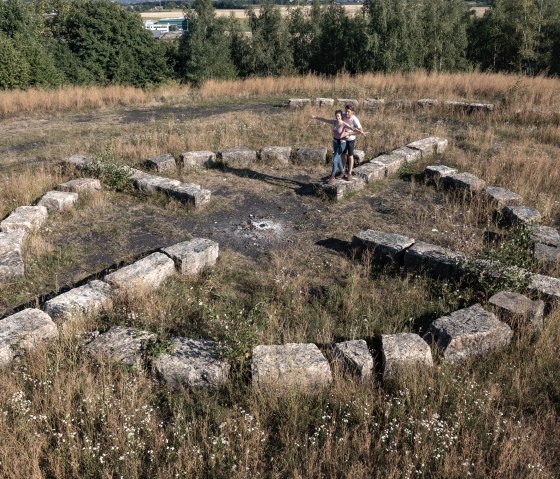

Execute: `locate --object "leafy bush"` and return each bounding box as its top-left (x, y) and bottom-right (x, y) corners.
top-left (87, 149), bottom-right (131, 192)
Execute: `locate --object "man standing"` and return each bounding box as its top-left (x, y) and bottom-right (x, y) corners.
top-left (342, 104), bottom-right (366, 178)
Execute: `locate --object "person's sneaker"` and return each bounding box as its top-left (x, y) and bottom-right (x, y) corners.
top-left (327, 175), bottom-right (335, 184)
top-left (335, 172), bottom-right (343, 178)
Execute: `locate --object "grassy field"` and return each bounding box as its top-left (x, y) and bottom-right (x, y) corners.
top-left (0, 72), bottom-right (559, 478)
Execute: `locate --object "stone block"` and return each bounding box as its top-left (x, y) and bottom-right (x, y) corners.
top-left (372, 154), bottom-right (406, 176)
top-left (531, 226), bottom-right (559, 247)
top-left (428, 304), bottom-right (512, 363)
top-left (353, 149), bottom-right (365, 164)
top-left (0, 229), bottom-right (25, 255)
top-left (443, 172), bottom-right (486, 192)
top-left (417, 99), bottom-right (439, 107)
top-left (260, 146), bottom-right (292, 165)
top-left (38, 191), bottom-right (78, 213)
top-left (529, 274), bottom-right (560, 302)
top-left (482, 187), bottom-right (523, 208)
top-left (153, 337), bottom-right (230, 390)
top-left (381, 333), bottom-right (433, 380)
top-left (164, 183), bottom-right (211, 207)
top-left (352, 230), bottom-right (415, 264)
top-left (387, 99), bottom-right (413, 107)
top-left (363, 99), bottom-right (385, 109)
top-left (444, 100), bottom-right (469, 109)
top-left (219, 147), bottom-right (258, 167)
top-left (179, 151), bottom-right (216, 168)
top-left (146, 154), bottom-right (177, 174)
top-left (425, 165), bottom-right (458, 182)
top-left (63, 155), bottom-right (94, 170)
top-left (337, 98), bottom-right (359, 108)
top-left (315, 98), bottom-right (334, 107)
top-left (0, 249), bottom-right (24, 283)
top-left (251, 343), bottom-right (332, 391)
top-left (489, 291), bottom-right (545, 331)
top-left (333, 339), bottom-right (373, 381)
top-left (85, 326), bottom-right (156, 369)
top-left (57, 178), bottom-right (101, 193)
top-left (287, 98), bottom-right (311, 108)
top-left (534, 243), bottom-right (560, 268)
top-left (0, 308), bottom-right (58, 366)
top-left (404, 241), bottom-right (466, 279)
top-left (292, 146), bottom-right (328, 165)
top-left (134, 174), bottom-right (181, 195)
top-left (162, 238), bottom-right (219, 275)
top-left (1, 206), bottom-right (48, 234)
top-left (43, 280), bottom-right (114, 323)
top-left (468, 103), bottom-right (494, 112)
top-left (104, 252), bottom-right (175, 292)
top-left (319, 176), bottom-right (366, 201)
top-left (502, 205), bottom-right (542, 225)
top-left (353, 161), bottom-right (386, 183)
top-left (407, 137), bottom-right (449, 155)
top-left (391, 146), bottom-right (422, 163)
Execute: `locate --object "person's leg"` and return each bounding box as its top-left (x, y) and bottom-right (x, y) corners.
top-left (347, 141), bottom-right (355, 176)
top-left (330, 140), bottom-right (341, 178)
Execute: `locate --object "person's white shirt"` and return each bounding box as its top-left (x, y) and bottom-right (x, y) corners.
top-left (344, 115), bottom-right (362, 142)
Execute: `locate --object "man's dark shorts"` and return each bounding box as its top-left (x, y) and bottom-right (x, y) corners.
top-left (343, 140), bottom-right (355, 156)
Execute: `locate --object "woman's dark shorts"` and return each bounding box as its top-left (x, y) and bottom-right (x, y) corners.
top-left (343, 140), bottom-right (355, 156)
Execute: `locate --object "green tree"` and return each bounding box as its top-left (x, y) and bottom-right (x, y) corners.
top-left (0, 33), bottom-right (29, 89)
top-left (177, 0), bottom-right (237, 85)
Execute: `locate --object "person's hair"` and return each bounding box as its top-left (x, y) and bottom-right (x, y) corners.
top-left (334, 109), bottom-right (343, 117)
top-left (345, 104), bottom-right (355, 112)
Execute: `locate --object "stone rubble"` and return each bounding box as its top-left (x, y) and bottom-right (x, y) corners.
top-left (534, 243), bottom-right (560, 268)
top-left (381, 333), bottom-right (433, 380)
top-left (180, 151), bottom-right (216, 168)
top-left (85, 326), bottom-right (157, 369)
top-left (424, 165), bottom-right (458, 182)
top-left (502, 205), bottom-right (542, 225)
top-left (63, 155), bottom-right (94, 170)
top-left (404, 241), bottom-right (466, 279)
top-left (153, 337), bottom-right (230, 390)
top-left (146, 154), bottom-right (177, 174)
top-left (293, 146), bottom-right (328, 165)
top-left (428, 304), bottom-right (512, 363)
top-left (0, 205), bottom-right (48, 234)
top-left (531, 226), bottom-right (560, 247)
top-left (251, 343), bottom-right (332, 391)
top-left (0, 309), bottom-right (58, 366)
top-left (407, 137), bottom-right (448, 156)
top-left (0, 229), bottom-right (25, 283)
top-left (164, 183), bottom-right (211, 207)
top-left (219, 147), bottom-right (258, 167)
top-left (315, 98), bottom-right (334, 107)
top-left (287, 98), bottom-right (311, 108)
top-left (104, 252), bottom-right (176, 292)
top-left (57, 178), bottom-right (101, 193)
top-left (482, 187), bottom-right (523, 208)
top-left (391, 146), bottom-right (422, 163)
top-left (260, 146), bottom-right (292, 165)
top-left (332, 339), bottom-right (374, 381)
top-left (443, 172), bottom-right (486, 192)
top-left (352, 230), bottom-right (415, 264)
top-left (162, 238), bottom-right (219, 275)
top-left (417, 99), bottom-right (439, 107)
top-left (362, 98), bottom-right (385, 109)
top-left (529, 274), bottom-right (560, 302)
top-left (371, 154), bottom-right (406, 176)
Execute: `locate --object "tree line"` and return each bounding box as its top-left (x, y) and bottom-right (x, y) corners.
top-left (1, 0), bottom-right (559, 90)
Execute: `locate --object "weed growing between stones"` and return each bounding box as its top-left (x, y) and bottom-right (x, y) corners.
top-left (87, 148), bottom-right (131, 192)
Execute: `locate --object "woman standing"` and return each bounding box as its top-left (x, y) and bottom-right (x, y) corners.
top-left (311, 110), bottom-right (357, 184)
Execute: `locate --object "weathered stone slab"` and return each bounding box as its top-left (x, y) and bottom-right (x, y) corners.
top-left (534, 243), bottom-right (560, 268)
top-left (154, 337), bottom-right (230, 390)
top-left (219, 147), bottom-right (258, 167)
top-left (529, 274), bottom-right (560, 302)
top-left (252, 343), bottom-right (332, 391)
top-left (134, 174), bottom-right (181, 194)
top-left (489, 291), bottom-right (545, 331)
top-left (353, 149), bottom-right (365, 164)
top-left (260, 146), bottom-right (292, 165)
top-left (352, 230), bottom-right (415, 264)
top-left (57, 178), bottom-right (101, 193)
top-left (353, 161), bottom-right (386, 183)
top-left (407, 137), bottom-right (448, 155)
top-left (287, 98), bottom-right (311, 108)
top-left (162, 238), bottom-right (219, 275)
top-left (1, 206), bottom-right (48, 234)
top-left (386, 99), bottom-right (413, 107)
top-left (0, 229), bottom-right (25, 254)
top-left (337, 98), bottom-right (359, 108)
top-left (43, 280), bottom-right (114, 322)
top-left (0, 230), bottom-right (25, 283)
top-left (179, 151), bottom-right (216, 168)
top-left (292, 146), bottom-right (328, 165)
top-left (468, 102), bottom-right (494, 112)
top-left (482, 187), bottom-right (522, 208)
top-left (104, 252), bottom-right (175, 291)
top-left (443, 172), bottom-right (486, 192)
top-left (444, 100), bottom-right (469, 109)
top-left (417, 99), bottom-right (439, 107)
top-left (63, 155), bottom-right (94, 170)
top-left (164, 183), bottom-right (211, 207)
top-left (425, 165), bottom-right (458, 182)
top-left (315, 98), bottom-right (334, 107)
top-left (333, 339), bottom-right (373, 380)
top-left (85, 326), bottom-right (156, 369)
top-left (38, 191), bottom-right (78, 212)
top-left (404, 241), bottom-right (466, 279)
top-left (146, 154), bottom-right (177, 174)
top-left (0, 309), bottom-right (58, 366)
top-left (428, 304), bottom-right (512, 363)
top-left (391, 146), bottom-right (422, 163)
top-left (372, 154), bottom-right (406, 176)
top-left (319, 176), bottom-right (366, 201)
top-left (531, 226), bottom-right (560, 247)
top-left (502, 205), bottom-right (542, 225)
top-left (363, 98), bottom-right (385, 109)
top-left (381, 333), bottom-right (433, 380)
